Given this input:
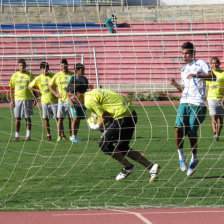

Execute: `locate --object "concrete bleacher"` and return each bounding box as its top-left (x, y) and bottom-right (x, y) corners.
top-left (0, 21), bottom-right (223, 92)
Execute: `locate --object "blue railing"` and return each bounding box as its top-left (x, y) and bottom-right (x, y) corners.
top-left (1, 0), bottom-right (123, 6)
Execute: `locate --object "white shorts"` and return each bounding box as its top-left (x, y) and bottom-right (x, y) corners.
top-left (208, 100), bottom-right (224, 116)
top-left (57, 101), bottom-right (70, 118)
top-left (14, 100), bottom-right (33, 118)
top-left (42, 103), bottom-right (58, 119)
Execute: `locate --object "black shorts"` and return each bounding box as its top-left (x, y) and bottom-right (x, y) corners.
top-left (99, 111), bottom-right (137, 154)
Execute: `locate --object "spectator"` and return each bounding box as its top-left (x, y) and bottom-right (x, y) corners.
top-left (105, 14), bottom-right (117, 33)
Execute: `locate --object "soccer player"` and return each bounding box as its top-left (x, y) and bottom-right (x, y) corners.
top-left (66, 82), bottom-right (160, 182)
top-left (66, 63), bottom-right (90, 143)
top-left (29, 62), bottom-right (58, 141)
top-left (170, 42), bottom-right (215, 176)
top-left (48, 59), bottom-right (74, 141)
top-left (206, 57), bottom-right (224, 141)
top-left (9, 59), bottom-right (36, 141)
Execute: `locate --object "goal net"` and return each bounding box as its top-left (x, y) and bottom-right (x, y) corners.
top-left (0, 0), bottom-right (224, 210)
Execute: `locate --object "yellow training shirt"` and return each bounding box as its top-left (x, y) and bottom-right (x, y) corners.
top-left (9, 71), bottom-right (34, 100)
top-left (29, 73), bottom-right (58, 104)
top-left (49, 71), bottom-right (73, 102)
top-left (84, 89), bottom-right (133, 120)
top-left (206, 69), bottom-right (224, 100)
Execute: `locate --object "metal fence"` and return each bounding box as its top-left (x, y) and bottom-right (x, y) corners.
top-left (0, 0), bottom-right (124, 6)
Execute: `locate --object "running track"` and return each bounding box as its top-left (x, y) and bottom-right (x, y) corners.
top-left (0, 208), bottom-right (224, 224)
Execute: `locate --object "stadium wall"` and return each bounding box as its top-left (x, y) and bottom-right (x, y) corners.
top-left (1, 4), bottom-right (224, 24)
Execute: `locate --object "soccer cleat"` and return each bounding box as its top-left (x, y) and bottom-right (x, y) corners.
top-left (179, 159), bottom-right (187, 172)
top-left (25, 136), bottom-right (31, 141)
top-left (61, 136), bottom-right (67, 140)
top-left (116, 165), bottom-right (136, 181)
top-left (69, 136), bottom-right (72, 141)
top-left (12, 137), bottom-right (19, 142)
top-left (149, 164), bottom-right (160, 182)
top-left (57, 136), bottom-right (61, 142)
top-left (187, 159), bottom-right (199, 176)
top-left (46, 136), bottom-right (51, 141)
top-left (214, 135), bottom-right (219, 141)
top-left (71, 137), bottom-right (81, 143)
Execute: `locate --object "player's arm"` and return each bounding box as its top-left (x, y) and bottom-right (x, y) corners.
top-left (186, 71), bottom-right (216, 81)
top-left (169, 78), bottom-right (184, 92)
top-left (48, 84), bottom-right (61, 98)
top-left (99, 111), bottom-right (112, 127)
top-left (9, 87), bottom-right (15, 107)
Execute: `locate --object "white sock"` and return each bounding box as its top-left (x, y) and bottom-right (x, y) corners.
top-left (26, 130), bottom-right (31, 137)
top-left (191, 153), bottom-right (197, 162)
top-left (15, 132), bottom-right (19, 138)
top-left (72, 135), bottom-right (76, 139)
top-left (177, 148), bottom-right (185, 161)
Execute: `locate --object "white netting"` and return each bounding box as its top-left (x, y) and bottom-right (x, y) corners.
top-left (0, 1), bottom-right (224, 210)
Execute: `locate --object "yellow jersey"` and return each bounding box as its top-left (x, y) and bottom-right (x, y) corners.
top-left (9, 71), bottom-right (34, 100)
top-left (29, 73), bottom-right (58, 104)
top-left (206, 69), bottom-right (224, 100)
top-left (84, 89), bottom-right (133, 120)
top-left (49, 71), bottom-right (73, 102)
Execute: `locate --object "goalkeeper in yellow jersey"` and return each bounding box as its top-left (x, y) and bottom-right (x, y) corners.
top-left (29, 62), bottom-right (58, 141)
top-left (206, 57), bottom-right (224, 141)
top-left (66, 82), bottom-right (160, 182)
top-left (9, 59), bottom-right (37, 141)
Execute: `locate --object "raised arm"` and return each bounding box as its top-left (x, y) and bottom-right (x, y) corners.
top-left (169, 78), bottom-right (184, 92)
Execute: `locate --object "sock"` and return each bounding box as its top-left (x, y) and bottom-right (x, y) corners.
top-left (15, 132), bottom-right (19, 138)
top-left (26, 130), bottom-right (31, 137)
top-left (177, 148), bottom-right (185, 161)
top-left (47, 134), bottom-right (51, 137)
top-left (191, 153), bottom-right (197, 162)
top-left (72, 135), bottom-right (76, 139)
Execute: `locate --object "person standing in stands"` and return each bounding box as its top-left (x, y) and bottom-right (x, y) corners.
top-left (9, 59), bottom-right (37, 141)
top-left (105, 14), bottom-right (117, 33)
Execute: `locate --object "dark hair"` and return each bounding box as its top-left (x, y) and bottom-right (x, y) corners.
top-left (18, 59), bottom-right (26, 65)
top-left (211, 57), bottom-right (220, 65)
top-left (40, 62), bottom-right (49, 69)
top-left (66, 81), bottom-right (87, 94)
top-left (74, 63), bottom-right (85, 71)
top-left (61, 59), bottom-right (68, 65)
top-left (181, 42), bottom-right (195, 53)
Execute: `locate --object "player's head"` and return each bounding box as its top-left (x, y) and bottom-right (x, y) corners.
top-left (40, 62), bottom-right (49, 74)
top-left (74, 63), bottom-right (85, 76)
top-left (18, 59), bottom-right (26, 72)
top-left (66, 81), bottom-right (87, 104)
top-left (181, 42), bottom-right (195, 64)
top-left (210, 57), bottom-right (220, 71)
top-left (60, 59), bottom-right (68, 72)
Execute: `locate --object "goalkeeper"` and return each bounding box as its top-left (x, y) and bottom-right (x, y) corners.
top-left (66, 82), bottom-right (159, 182)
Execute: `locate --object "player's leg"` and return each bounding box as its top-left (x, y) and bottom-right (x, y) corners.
top-left (187, 105), bottom-right (207, 176)
top-left (217, 116), bottom-right (223, 138)
top-left (42, 104), bottom-right (51, 140)
top-left (175, 104), bottom-right (188, 171)
top-left (12, 100), bottom-right (23, 141)
top-left (56, 101), bottom-right (67, 141)
top-left (24, 100), bottom-right (33, 140)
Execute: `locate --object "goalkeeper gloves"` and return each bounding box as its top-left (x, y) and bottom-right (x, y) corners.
top-left (87, 119), bottom-right (100, 130)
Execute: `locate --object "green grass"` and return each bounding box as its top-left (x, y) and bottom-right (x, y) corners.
top-left (0, 105), bottom-right (223, 211)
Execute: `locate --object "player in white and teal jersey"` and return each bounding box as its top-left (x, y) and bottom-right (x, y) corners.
top-left (170, 42), bottom-right (215, 177)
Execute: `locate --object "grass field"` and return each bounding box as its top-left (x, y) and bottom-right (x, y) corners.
top-left (0, 104), bottom-right (223, 211)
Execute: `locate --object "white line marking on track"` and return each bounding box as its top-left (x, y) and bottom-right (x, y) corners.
top-left (111, 209), bottom-right (152, 224)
